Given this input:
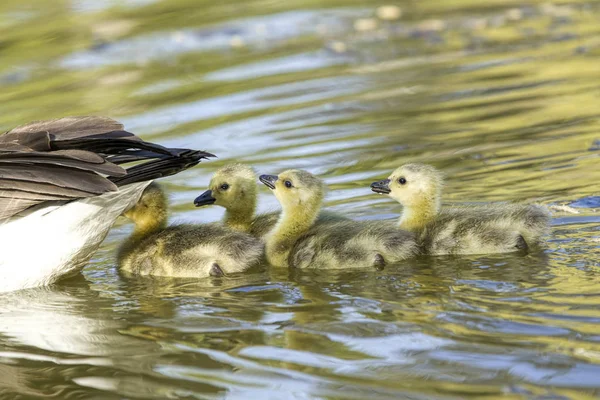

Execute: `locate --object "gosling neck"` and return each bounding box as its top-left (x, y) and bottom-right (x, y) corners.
top-left (119, 206), bottom-right (168, 262)
top-left (118, 183), bottom-right (169, 265)
top-left (223, 198), bottom-right (256, 234)
top-left (399, 197), bottom-right (440, 231)
top-left (266, 201), bottom-right (321, 267)
top-left (131, 212), bottom-right (167, 241)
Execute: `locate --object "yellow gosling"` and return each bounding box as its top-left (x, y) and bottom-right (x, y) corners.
top-left (260, 169), bottom-right (417, 269)
top-left (194, 163), bottom-right (346, 238)
top-left (118, 183), bottom-right (263, 278)
top-left (370, 163), bottom-right (551, 255)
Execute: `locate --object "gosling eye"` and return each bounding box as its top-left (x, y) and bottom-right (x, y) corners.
top-left (220, 183), bottom-right (230, 191)
top-left (398, 177), bottom-right (407, 185)
top-left (284, 180), bottom-right (293, 188)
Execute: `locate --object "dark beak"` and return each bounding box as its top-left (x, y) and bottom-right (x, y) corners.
top-left (194, 190), bottom-right (216, 207)
top-left (259, 174), bottom-right (278, 190)
top-left (370, 179), bottom-right (391, 194)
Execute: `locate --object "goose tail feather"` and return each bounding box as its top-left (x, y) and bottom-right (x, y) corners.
top-left (108, 150), bottom-right (214, 187)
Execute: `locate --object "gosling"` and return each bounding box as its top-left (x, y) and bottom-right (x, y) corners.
top-left (259, 169), bottom-right (417, 269)
top-left (194, 163), bottom-right (347, 238)
top-left (370, 163), bottom-right (551, 255)
top-left (118, 183), bottom-right (263, 278)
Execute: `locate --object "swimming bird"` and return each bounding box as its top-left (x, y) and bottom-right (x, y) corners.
top-left (259, 169), bottom-right (417, 269)
top-left (370, 163), bottom-right (551, 255)
top-left (0, 116), bottom-right (212, 292)
top-left (194, 163), bottom-right (347, 238)
top-left (118, 183), bottom-right (263, 278)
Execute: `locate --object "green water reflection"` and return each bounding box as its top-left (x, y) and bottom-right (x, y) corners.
top-left (1, 0), bottom-right (600, 398)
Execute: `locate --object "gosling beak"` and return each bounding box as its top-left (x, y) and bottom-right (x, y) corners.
top-left (194, 190), bottom-right (216, 207)
top-left (259, 174), bottom-right (278, 190)
top-left (370, 179), bottom-right (391, 195)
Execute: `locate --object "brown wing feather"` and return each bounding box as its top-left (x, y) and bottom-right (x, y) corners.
top-left (0, 130), bottom-right (51, 151)
top-left (0, 189), bottom-right (72, 201)
top-left (0, 164), bottom-right (117, 194)
top-left (0, 179), bottom-right (98, 198)
top-left (0, 151), bottom-right (125, 176)
top-left (5, 116), bottom-right (124, 139)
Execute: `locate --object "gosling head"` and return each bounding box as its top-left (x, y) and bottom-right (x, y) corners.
top-left (194, 164), bottom-right (257, 212)
top-left (371, 163), bottom-right (444, 209)
top-left (259, 169), bottom-right (325, 213)
top-left (124, 182), bottom-right (168, 231)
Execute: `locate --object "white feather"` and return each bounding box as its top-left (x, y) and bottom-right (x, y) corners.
top-left (0, 182), bottom-right (151, 293)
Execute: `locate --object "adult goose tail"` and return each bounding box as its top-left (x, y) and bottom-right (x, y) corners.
top-left (0, 116), bottom-right (213, 221)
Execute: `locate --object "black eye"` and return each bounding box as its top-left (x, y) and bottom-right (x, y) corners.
top-left (220, 183), bottom-right (229, 190)
top-left (284, 180), bottom-right (293, 188)
top-left (398, 177), bottom-right (406, 185)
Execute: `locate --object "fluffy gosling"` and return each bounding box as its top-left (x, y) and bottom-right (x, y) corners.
top-left (118, 183), bottom-right (263, 278)
top-left (371, 163), bottom-right (551, 255)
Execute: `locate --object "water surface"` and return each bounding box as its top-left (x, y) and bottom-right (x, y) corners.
top-left (1, 0), bottom-right (600, 398)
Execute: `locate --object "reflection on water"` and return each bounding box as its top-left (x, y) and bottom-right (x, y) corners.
top-left (1, 0), bottom-right (600, 398)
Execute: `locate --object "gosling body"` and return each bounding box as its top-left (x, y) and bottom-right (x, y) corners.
top-left (288, 220), bottom-right (417, 270)
top-left (260, 170), bottom-right (417, 269)
top-left (194, 163), bottom-right (347, 238)
top-left (371, 163), bottom-right (551, 255)
top-left (119, 183), bottom-right (263, 278)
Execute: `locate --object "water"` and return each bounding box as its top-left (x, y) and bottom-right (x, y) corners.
top-left (1, 0), bottom-right (600, 398)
